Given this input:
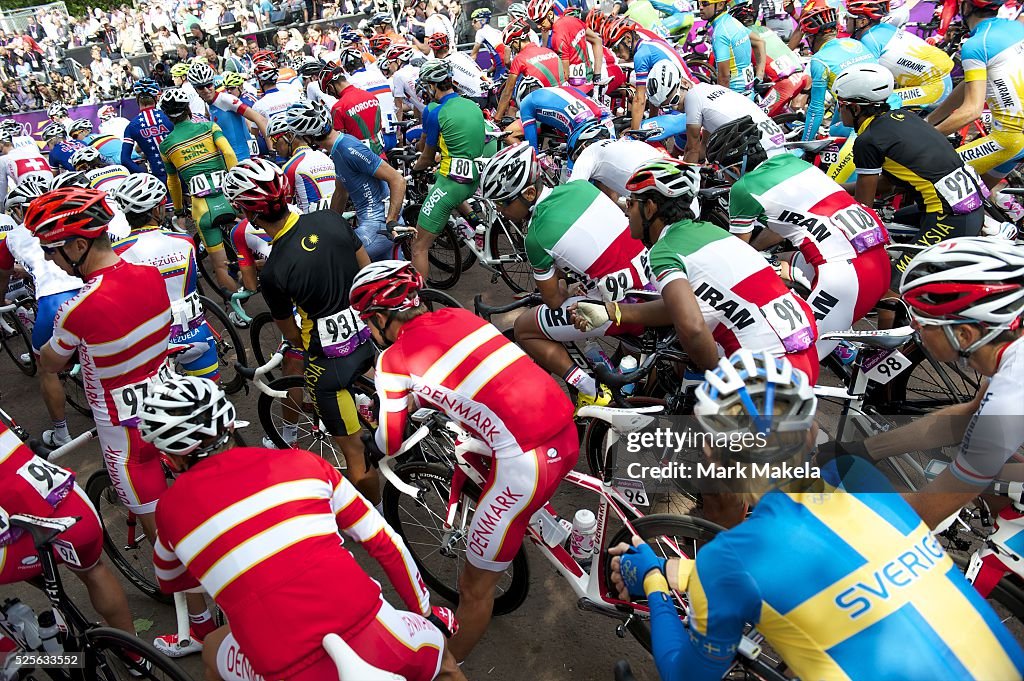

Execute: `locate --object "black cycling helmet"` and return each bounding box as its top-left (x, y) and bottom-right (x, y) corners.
top-left (704, 115), bottom-right (768, 176)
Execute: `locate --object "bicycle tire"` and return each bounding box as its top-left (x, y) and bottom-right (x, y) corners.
top-left (198, 295), bottom-right (248, 395)
top-left (583, 397), bottom-right (666, 479)
top-left (1, 310), bottom-right (36, 376)
top-left (86, 470), bottom-right (171, 604)
top-left (249, 311), bottom-right (283, 382)
top-left (60, 367), bottom-right (92, 418)
top-left (425, 225), bottom-right (463, 290)
top-left (488, 215), bottom-right (531, 294)
top-left (192, 233), bottom-right (219, 298)
top-left (604, 515), bottom-right (789, 680)
top-left (952, 555), bottom-right (1024, 623)
top-left (867, 343), bottom-right (981, 414)
top-left (85, 626), bottom-right (193, 680)
top-left (381, 460), bottom-right (530, 615)
top-left (419, 288), bottom-right (465, 311)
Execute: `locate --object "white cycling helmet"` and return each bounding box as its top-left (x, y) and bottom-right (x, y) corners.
top-left (266, 112), bottom-right (292, 139)
top-left (42, 122), bottom-right (66, 141)
top-left (98, 105), bottom-right (117, 122)
top-left (284, 99), bottom-right (332, 138)
top-left (187, 61), bottom-right (216, 87)
top-left (139, 375), bottom-right (236, 458)
top-left (110, 173), bottom-right (167, 214)
top-left (831, 63), bottom-right (894, 104)
top-left (507, 2), bottom-right (529, 20)
top-left (49, 171), bottom-right (90, 190)
top-left (479, 142), bottom-right (538, 203)
top-left (646, 61), bottom-right (685, 108)
top-left (513, 75), bottom-right (543, 105)
top-left (160, 88), bottom-right (193, 117)
top-left (1, 119), bottom-right (22, 136)
top-left (68, 118), bottom-right (93, 137)
top-left (47, 102), bottom-right (68, 119)
top-left (70, 146), bottom-right (100, 167)
top-left (5, 174), bottom-right (52, 213)
top-left (695, 349), bottom-right (817, 464)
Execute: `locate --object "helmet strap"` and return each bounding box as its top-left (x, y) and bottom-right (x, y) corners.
top-left (943, 322), bottom-right (1005, 359)
top-left (58, 238), bottom-right (95, 279)
top-left (640, 198), bottom-right (657, 248)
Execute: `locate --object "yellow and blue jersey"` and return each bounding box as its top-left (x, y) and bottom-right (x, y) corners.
top-left (710, 11), bottom-right (754, 94)
top-left (649, 459), bottom-right (1024, 681)
top-left (961, 17), bottom-right (1024, 134)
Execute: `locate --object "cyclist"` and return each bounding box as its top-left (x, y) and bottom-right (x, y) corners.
top-left (170, 60), bottom-right (208, 120)
top-left (528, 0), bottom-right (603, 92)
top-left (411, 60), bottom-right (486, 279)
top-left (159, 87), bottom-right (239, 296)
top-left (0, 420), bottom-right (139, 639)
top-left (701, 0), bottom-right (764, 93)
top-left (705, 115), bottom-right (890, 359)
top-left (730, 0), bottom-right (808, 116)
top-left (319, 64), bottom-right (386, 156)
top-left (1, 176), bottom-right (82, 448)
top-left (222, 159), bottom-right (380, 503)
top-left (222, 71), bottom-right (256, 107)
top-left (110, 173), bottom-right (220, 383)
top-left (0, 128), bottom-right (53, 211)
top-left (188, 62), bottom-right (269, 163)
top-left (427, 31), bottom-right (492, 105)
top-left (389, 44), bottom-right (427, 123)
top-left (609, 349), bottom-right (1024, 681)
top-left (46, 102), bottom-right (73, 134)
top-left (98, 103), bottom-right (130, 138)
top-left (43, 122), bottom-right (86, 173)
top-left (121, 78), bottom-right (175, 185)
top-left (295, 56), bottom-right (335, 108)
top-left (351, 260), bottom-right (577, 663)
top-left (287, 100), bottom-right (407, 261)
top-left (71, 147), bottom-right (131, 197)
top-left (266, 112), bottom-right (336, 214)
top-left (252, 60), bottom-right (298, 124)
top-left (343, 47), bottom-right (401, 151)
top-left (494, 19), bottom-right (567, 119)
top-left (568, 121), bottom-right (666, 200)
top-left (479, 142), bottom-right (652, 407)
top-left (513, 77), bottom-right (609, 153)
top-left (470, 7), bottom-right (504, 69)
top-left (847, 0), bottom-right (954, 109)
top-left (140, 374), bottom-right (463, 681)
top-left (230, 216), bottom-right (272, 295)
top-left (823, 237), bottom-right (1024, 527)
top-left (67, 118), bottom-right (124, 167)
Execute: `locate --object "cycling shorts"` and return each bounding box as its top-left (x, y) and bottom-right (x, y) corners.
top-left (957, 130), bottom-right (1024, 178)
top-left (304, 342), bottom-right (375, 437)
top-left (787, 246), bottom-right (892, 359)
top-left (215, 598), bottom-right (445, 681)
top-left (891, 209), bottom-right (983, 280)
top-left (417, 174), bottom-right (476, 234)
top-left (533, 295), bottom-right (644, 343)
top-left (97, 423), bottom-right (167, 515)
top-left (0, 485), bottom-right (102, 583)
top-left (894, 75), bottom-right (952, 111)
top-left (353, 218), bottom-right (396, 262)
top-left (32, 289), bottom-right (79, 352)
top-left (191, 192), bottom-right (235, 253)
top-left (826, 134), bottom-right (859, 185)
top-left (761, 73), bottom-right (811, 118)
top-left (173, 320), bottom-right (220, 382)
top-left (466, 422), bottom-right (579, 571)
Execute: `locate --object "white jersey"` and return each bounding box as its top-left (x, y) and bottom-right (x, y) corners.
top-left (0, 145), bottom-right (54, 211)
top-left (684, 83), bottom-right (785, 151)
top-left (253, 87), bottom-right (299, 121)
top-left (99, 117), bottom-right (131, 138)
top-left (10, 136), bottom-right (37, 151)
top-left (569, 139), bottom-right (666, 197)
top-left (181, 82), bottom-right (208, 119)
top-left (349, 65), bottom-right (398, 133)
top-left (306, 80), bottom-right (338, 109)
top-left (86, 165), bottom-right (131, 195)
top-left (474, 25), bottom-right (503, 53)
top-left (283, 146), bottom-right (336, 213)
top-left (424, 13), bottom-right (456, 47)
top-left (393, 64), bottom-right (425, 113)
top-left (446, 51), bottom-right (490, 99)
top-left (0, 221), bottom-right (81, 298)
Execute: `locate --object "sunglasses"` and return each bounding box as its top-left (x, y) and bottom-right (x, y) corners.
top-left (40, 240), bottom-right (71, 255)
top-left (497, 194), bottom-right (527, 209)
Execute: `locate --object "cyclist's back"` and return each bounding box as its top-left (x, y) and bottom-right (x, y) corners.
top-left (509, 42), bottom-right (566, 87)
top-left (282, 144), bottom-right (336, 213)
top-left (332, 83), bottom-right (385, 155)
top-left (569, 138), bottom-right (666, 197)
top-left (3, 143), bottom-right (54, 188)
top-left (445, 50), bottom-right (491, 99)
top-left (48, 138), bottom-right (86, 172)
top-left (710, 10), bottom-right (755, 93)
top-left (209, 91), bottom-right (257, 162)
top-left (349, 64), bottom-right (399, 142)
top-left (805, 38), bottom-right (878, 140)
top-left (85, 132), bottom-right (128, 166)
top-left (859, 22), bottom-right (953, 106)
top-left (519, 85), bottom-right (604, 150)
top-left (122, 106), bottom-right (174, 181)
top-left (230, 218), bottom-right (271, 269)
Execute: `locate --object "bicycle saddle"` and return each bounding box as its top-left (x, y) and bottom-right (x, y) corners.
top-left (323, 633), bottom-right (405, 681)
top-left (818, 327), bottom-right (916, 349)
top-left (575, 405), bottom-right (662, 432)
top-left (10, 514), bottom-right (79, 548)
top-left (784, 138), bottom-right (836, 154)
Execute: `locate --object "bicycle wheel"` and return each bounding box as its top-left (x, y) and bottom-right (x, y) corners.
top-left (419, 288), bottom-right (465, 311)
top-left (425, 225), bottom-right (463, 290)
top-left (952, 555), bottom-right (1024, 624)
top-left (60, 366), bottom-right (92, 418)
top-left (192, 233), bottom-right (219, 298)
top-left (488, 215), bottom-right (531, 294)
top-left (1, 310), bottom-right (36, 376)
top-left (249, 311), bottom-right (283, 381)
top-left (868, 344), bottom-right (981, 414)
top-left (86, 470), bottom-right (171, 604)
top-left (86, 626), bottom-right (193, 680)
top-left (381, 460), bottom-right (530, 615)
top-left (199, 295), bottom-right (248, 395)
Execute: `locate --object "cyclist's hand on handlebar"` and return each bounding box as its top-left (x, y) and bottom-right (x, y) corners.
top-left (570, 300), bottom-right (610, 331)
top-left (427, 606), bottom-right (459, 638)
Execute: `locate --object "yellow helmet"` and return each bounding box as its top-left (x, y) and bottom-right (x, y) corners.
top-left (170, 62), bottom-right (190, 78)
top-left (222, 71), bottom-right (246, 88)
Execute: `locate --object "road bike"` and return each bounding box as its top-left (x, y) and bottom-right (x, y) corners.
top-left (0, 300), bottom-right (36, 377)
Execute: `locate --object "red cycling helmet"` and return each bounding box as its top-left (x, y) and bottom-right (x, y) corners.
top-left (318, 65), bottom-right (346, 93)
top-left (603, 17), bottom-right (637, 48)
top-left (251, 49), bottom-right (277, 65)
top-left (585, 7), bottom-right (608, 33)
top-left (368, 34), bottom-right (392, 53)
top-left (222, 158), bottom-right (293, 216)
top-left (25, 187), bottom-right (113, 244)
top-left (427, 32), bottom-right (450, 52)
top-left (846, 0), bottom-right (890, 19)
top-left (799, 5), bottom-right (838, 34)
top-left (502, 18), bottom-right (532, 45)
top-left (350, 260), bottom-right (425, 319)
top-left (253, 61), bottom-right (279, 83)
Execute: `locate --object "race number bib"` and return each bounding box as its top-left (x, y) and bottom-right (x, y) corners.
top-left (170, 292), bottom-right (204, 338)
top-left (568, 62), bottom-right (588, 86)
top-left (756, 119), bottom-right (785, 148)
top-left (597, 268), bottom-right (632, 303)
top-left (762, 291), bottom-right (814, 352)
top-left (935, 166), bottom-right (983, 215)
top-left (111, 363), bottom-right (173, 427)
top-left (820, 143), bottom-right (840, 166)
top-left (449, 157), bottom-right (475, 184)
top-left (831, 204), bottom-right (887, 254)
top-left (17, 457), bottom-right (74, 508)
top-left (246, 139), bottom-right (261, 157)
top-left (633, 250), bottom-right (653, 285)
top-left (742, 64), bottom-right (755, 86)
top-left (188, 171), bottom-right (225, 198)
top-left (564, 99), bottom-right (591, 125)
top-left (316, 308), bottom-right (370, 358)
top-left (772, 56), bottom-right (797, 78)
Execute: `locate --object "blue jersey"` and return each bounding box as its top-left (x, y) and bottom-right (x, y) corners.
top-left (48, 139), bottom-right (86, 172)
top-left (209, 91), bottom-right (256, 162)
top-left (649, 459), bottom-right (1024, 681)
top-left (804, 38), bottom-right (880, 141)
top-left (122, 106), bottom-right (174, 180)
top-left (638, 111), bottom-right (687, 146)
top-left (84, 133), bottom-right (132, 166)
top-left (329, 133), bottom-right (388, 226)
top-left (518, 86), bottom-right (604, 150)
top-left (961, 17), bottom-right (1024, 134)
top-left (709, 11), bottom-right (754, 93)
top-left (633, 37), bottom-right (693, 88)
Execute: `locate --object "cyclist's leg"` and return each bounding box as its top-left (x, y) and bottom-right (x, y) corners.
top-left (96, 423), bottom-right (166, 540)
top-left (211, 627), bottom-right (268, 681)
top-left (353, 218), bottom-right (395, 262)
top-left (958, 131), bottom-right (1024, 188)
top-left (414, 175), bottom-right (474, 276)
top-left (174, 323), bottom-right (221, 383)
top-left (806, 249), bottom-right (892, 358)
top-left (33, 289), bottom-right (78, 441)
top-left (194, 194), bottom-right (237, 294)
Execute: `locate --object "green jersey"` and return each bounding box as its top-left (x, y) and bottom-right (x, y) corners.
top-left (423, 93), bottom-right (485, 182)
top-left (159, 119), bottom-right (237, 203)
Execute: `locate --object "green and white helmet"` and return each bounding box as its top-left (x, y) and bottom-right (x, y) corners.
top-left (418, 58), bottom-right (453, 84)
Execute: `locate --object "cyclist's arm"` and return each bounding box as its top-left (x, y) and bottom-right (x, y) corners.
top-left (496, 70), bottom-right (517, 118)
top-left (520, 99), bottom-right (541, 150)
top-left (413, 105), bottom-right (441, 172)
top-left (212, 124), bottom-right (238, 170)
top-left (932, 78), bottom-right (985, 135)
top-left (749, 31), bottom-right (766, 81)
top-left (40, 306), bottom-right (80, 373)
top-left (374, 352), bottom-right (412, 456)
top-left (631, 84), bottom-right (649, 131)
top-left (261, 272), bottom-right (305, 349)
top-left (164, 154), bottom-right (184, 212)
top-left (861, 392), bottom-right (981, 461)
top-left (905, 468), bottom-right (989, 528)
top-left (242, 107), bottom-right (269, 143)
top-left (328, 463), bottom-right (431, 616)
top-left (537, 272), bottom-right (568, 309)
top-left (683, 123), bottom-right (703, 163)
top-left (374, 161), bottom-right (407, 224)
top-left (586, 28), bottom-right (602, 75)
top-left (330, 178), bottom-right (350, 215)
top-left (231, 224), bottom-right (259, 292)
top-left (153, 535), bottom-right (202, 593)
top-left (802, 58), bottom-right (828, 142)
top-left (120, 138), bottom-right (146, 174)
top-left (661, 279), bottom-right (719, 370)
top-left (927, 80), bottom-right (965, 127)
top-left (0, 244), bottom-right (13, 302)
top-left (714, 40), bottom-right (732, 88)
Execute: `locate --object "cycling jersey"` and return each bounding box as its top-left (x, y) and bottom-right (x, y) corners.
top-left (508, 43), bottom-right (566, 88)
top-left (85, 165), bottom-right (130, 195)
top-left (650, 219), bottom-right (819, 382)
top-left (444, 51), bottom-right (491, 99)
top-left (0, 223), bottom-right (80, 299)
top-left (519, 86), bottom-right (604, 151)
top-left (804, 38), bottom-right (880, 141)
top-left (709, 11), bottom-right (754, 93)
top-left (122, 106), bottom-right (175, 182)
top-left (569, 138), bottom-right (666, 196)
top-left (282, 145), bottom-right (336, 213)
top-left (475, 23), bottom-right (505, 73)
top-left (752, 25), bottom-right (802, 81)
top-left (306, 79), bottom-right (338, 109)
top-left (392, 64), bottom-right (426, 113)
top-left (0, 145), bottom-right (53, 209)
top-left (349, 65), bottom-right (399, 134)
top-left (231, 219), bottom-right (272, 268)
top-left (859, 23), bottom-right (953, 108)
top-left (424, 92), bottom-right (486, 178)
top-left (653, 459), bottom-right (1024, 681)
top-left (84, 133), bottom-right (126, 166)
top-left (329, 133), bottom-right (389, 227)
top-left (685, 83), bottom-right (785, 150)
top-left (633, 36), bottom-right (696, 88)
top-left (48, 139), bottom-right (86, 172)
top-left (548, 14), bottom-right (594, 86)
top-left (154, 447), bottom-right (433, 679)
top-left (332, 84), bottom-right (384, 155)
top-left (99, 116), bottom-right (130, 138)
top-left (252, 87), bottom-right (297, 123)
top-left (209, 92), bottom-right (257, 162)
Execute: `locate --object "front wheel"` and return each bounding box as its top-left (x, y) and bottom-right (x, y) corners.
top-left (86, 626), bottom-right (194, 680)
top-left (382, 461), bottom-right (530, 615)
top-left (425, 225), bottom-right (463, 290)
top-left (1, 310), bottom-right (36, 376)
top-left (198, 295), bottom-right (248, 395)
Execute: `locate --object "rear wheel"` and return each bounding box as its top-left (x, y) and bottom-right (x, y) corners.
top-left (249, 311), bottom-right (283, 381)
top-left (488, 215), bottom-right (531, 294)
top-left (198, 295), bottom-right (247, 395)
top-left (425, 225), bottom-right (463, 290)
top-left (86, 626), bottom-right (194, 680)
top-left (60, 365), bottom-right (92, 417)
top-left (1, 309), bottom-right (35, 377)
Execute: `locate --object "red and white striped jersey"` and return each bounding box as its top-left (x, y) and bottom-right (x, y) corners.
top-left (374, 308), bottom-right (575, 458)
top-left (48, 260), bottom-right (171, 426)
top-left (153, 447), bottom-right (431, 678)
top-left (0, 422), bottom-right (76, 546)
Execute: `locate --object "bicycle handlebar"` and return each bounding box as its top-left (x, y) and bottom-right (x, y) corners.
top-left (593, 348), bottom-right (661, 389)
top-left (228, 290), bottom-right (256, 325)
top-left (473, 292), bottom-right (542, 321)
top-left (234, 342), bottom-right (290, 399)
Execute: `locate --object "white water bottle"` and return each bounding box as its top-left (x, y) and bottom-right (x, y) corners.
top-left (569, 509), bottom-right (597, 565)
top-left (38, 611), bottom-right (62, 653)
top-left (618, 355), bottom-right (638, 396)
top-left (3, 599), bottom-right (40, 650)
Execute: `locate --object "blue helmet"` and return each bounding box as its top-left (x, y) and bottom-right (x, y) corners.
top-left (133, 78), bottom-right (161, 98)
top-left (568, 119), bottom-right (613, 162)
